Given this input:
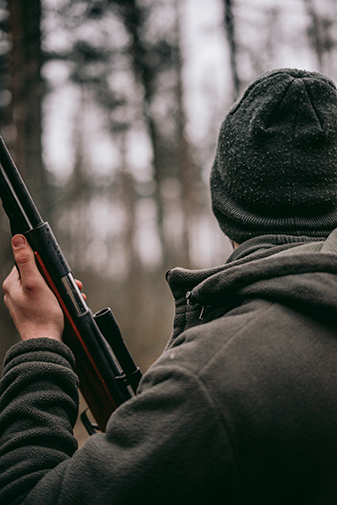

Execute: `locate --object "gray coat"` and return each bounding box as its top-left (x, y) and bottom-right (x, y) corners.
top-left (1, 231), bottom-right (337, 504)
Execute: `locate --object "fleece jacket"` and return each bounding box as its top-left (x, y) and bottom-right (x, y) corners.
top-left (1, 231), bottom-right (337, 504)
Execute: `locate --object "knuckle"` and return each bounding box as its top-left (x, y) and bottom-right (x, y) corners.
top-left (2, 279), bottom-right (8, 293)
top-left (23, 279), bottom-right (40, 294)
top-left (16, 252), bottom-right (32, 266)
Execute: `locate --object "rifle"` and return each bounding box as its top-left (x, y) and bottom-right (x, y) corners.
top-left (0, 136), bottom-right (141, 434)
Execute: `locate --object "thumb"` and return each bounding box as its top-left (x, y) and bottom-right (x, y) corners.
top-left (12, 235), bottom-right (39, 286)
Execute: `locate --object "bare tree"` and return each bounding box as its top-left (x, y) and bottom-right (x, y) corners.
top-left (303, 0), bottom-right (335, 73)
top-left (223, 0), bottom-right (240, 101)
top-left (7, 0), bottom-right (49, 213)
top-left (0, 1), bottom-right (11, 132)
top-left (173, 0), bottom-right (205, 268)
top-left (119, 0), bottom-right (171, 266)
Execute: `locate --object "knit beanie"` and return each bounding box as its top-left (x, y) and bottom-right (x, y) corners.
top-left (210, 68), bottom-right (337, 243)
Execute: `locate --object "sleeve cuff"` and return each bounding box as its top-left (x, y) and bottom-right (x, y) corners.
top-left (3, 338), bottom-right (76, 374)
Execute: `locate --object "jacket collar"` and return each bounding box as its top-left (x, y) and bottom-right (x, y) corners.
top-left (165, 231), bottom-right (337, 345)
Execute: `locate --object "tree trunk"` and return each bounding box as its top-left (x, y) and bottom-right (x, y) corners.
top-left (7, 0), bottom-right (48, 213)
top-left (303, 0), bottom-right (327, 71)
top-left (223, 0), bottom-right (240, 101)
top-left (174, 0), bottom-right (204, 268)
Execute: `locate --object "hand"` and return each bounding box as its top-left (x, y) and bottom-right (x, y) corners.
top-left (3, 235), bottom-right (64, 341)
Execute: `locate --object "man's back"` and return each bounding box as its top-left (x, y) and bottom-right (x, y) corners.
top-left (165, 233), bottom-right (337, 503)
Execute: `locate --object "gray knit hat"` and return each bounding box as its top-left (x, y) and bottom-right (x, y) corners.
top-left (210, 68), bottom-right (337, 243)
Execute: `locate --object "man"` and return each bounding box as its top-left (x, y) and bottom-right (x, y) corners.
top-left (1, 68), bottom-right (337, 504)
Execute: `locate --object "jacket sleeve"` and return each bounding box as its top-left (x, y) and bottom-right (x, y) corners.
top-left (0, 338), bottom-right (240, 505)
top-left (0, 339), bottom-right (79, 504)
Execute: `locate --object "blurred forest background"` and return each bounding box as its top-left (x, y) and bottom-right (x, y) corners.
top-left (0, 0), bottom-right (336, 441)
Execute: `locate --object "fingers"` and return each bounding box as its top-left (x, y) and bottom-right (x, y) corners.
top-left (2, 265), bottom-right (20, 310)
top-left (75, 279), bottom-right (87, 301)
top-left (2, 234), bottom-right (65, 341)
top-left (3, 265), bottom-right (19, 291)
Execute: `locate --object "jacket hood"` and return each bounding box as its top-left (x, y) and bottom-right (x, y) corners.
top-left (166, 229), bottom-right (337, 341)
